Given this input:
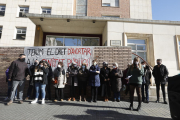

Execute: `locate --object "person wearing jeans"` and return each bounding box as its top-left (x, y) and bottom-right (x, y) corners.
top-left (152, 59), bottom-right (169, 104)
top-left (7, 54), bottom-right (31, 106)
top-left (110, 63), bottom-right (123, 102)
top-left (89, 60), bottom-right (100, 103)
top-left (4, 67), bottom-right (17, 101)
top-left (141, 61), bottom-right (151, 103)
top-left (31, 61), bottom-right (49, 104)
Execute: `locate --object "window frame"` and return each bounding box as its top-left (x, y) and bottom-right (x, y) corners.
top-left (101, 0), bottom-right (119, 8)
top-left (127, 39), bottom-right (147, 61)
top-left (15, 27), bottom-right (27, 40)
top-left (0, 5), bottom-right (6, 16)
top-left (45, 35), bottom-right (100, 46)
top-left (19, 6), bottom-right (29, 17)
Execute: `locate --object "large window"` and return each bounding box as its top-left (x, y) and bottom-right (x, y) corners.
top-left (42, 8), bottom-right (51, 14)
top-left (102, 0), bottom-right (119, 7)
top-left (19, 7), bottom-right (29, 17)
top-left (16, 28), bottom-right (26, 40)
top-left (0, 27), bottom-right (2, 39)
top-left (102, 15), bottom-right (120, 18)
top-left (0, 5), bottom-right (6, 16)
top-left (127, 39), bottom-right (147, 61)
top-left (45, 36), bottom-right (100, 46)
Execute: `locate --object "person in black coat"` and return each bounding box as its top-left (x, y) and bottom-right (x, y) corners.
top-left (25, 60), bottom-right (39, 100)
top-left (152, 59), bottom-right (169, 104)
top-left (31, 61), bottom-right (49, 104)
top-left (141, 61), bottom-right (151, 103)
top-left (78, 63), bottom-right (89, 102)
top-left (100, 62), bottom-right (111, 102)
top-left (110, 62), bottom-right (123, 102)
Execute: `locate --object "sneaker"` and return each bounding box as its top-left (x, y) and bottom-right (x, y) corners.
top-left (41, 100), bottom-right (45, 104)
top-left (31, 99), bottom-right (38, 104)
top-left (18, 100), bottom-right (23, 104)
top-left (4, 97), bottom-right (9, 101)
top-left (7, 100), bottom-right (13, 106)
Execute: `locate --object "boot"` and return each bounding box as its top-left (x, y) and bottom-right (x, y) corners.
top-left (137, 104), bottom-right (141, 111)
top-left (7, 100), bottom-right (13, 106)
top-left (42, 98), bottom-right (45, 104)
top-left (164, 100), bottom-right (168, 104)
top-left (129, 104), bottom-right (133, 111)
top-left (31, 98), bottom-right (38, 104)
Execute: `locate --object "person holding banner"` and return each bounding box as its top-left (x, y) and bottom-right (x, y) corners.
top-left (31, 61), bottom-right (49, 104)
top-left (67, 62), bottom-right (79, 101)
top-left (78, 63), bottom-right (89, 102)
top-left (52, 62), bottom-right (67, 102)
top-left (89, 60), bottom-right (100, 103)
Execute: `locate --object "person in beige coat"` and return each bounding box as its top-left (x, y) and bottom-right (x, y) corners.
top-left (52, 62), bottom-right (67, 102)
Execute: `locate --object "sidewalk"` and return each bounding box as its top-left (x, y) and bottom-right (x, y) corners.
top-left (0, 96), bottom-right (171, 120)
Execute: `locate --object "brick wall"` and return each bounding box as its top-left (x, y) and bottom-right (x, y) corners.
top-left (0, 47), bottom-right (131, 100)
top-left (87, 0), bottom-right (130, 18)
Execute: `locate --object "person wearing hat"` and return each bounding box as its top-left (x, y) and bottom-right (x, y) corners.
top-left (78, 63), bottom-right (89, 102)
top-left (100, 62), bottom-right (111, 102)
top-left (67, 62), bottom-right (79, 101)
top-left (110, 62), bottom-right (123, 102)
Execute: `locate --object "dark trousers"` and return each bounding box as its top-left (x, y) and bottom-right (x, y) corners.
top-left (141, 84), bottom-right (149, 101)
top-left (91, 86), bottom-right (98, 101)
top-left (130, 85), bottom-right (142, 106)
top-left (156, 83), bottom-right (166, 101)
top-left (79, 81), bottom-right (87, 96)
top-left (26, 81), bottom-right (35, 99)
top-left (55, 88), bottom-right (64, 100)
top-left (46, 80), bottom-right (51, 100)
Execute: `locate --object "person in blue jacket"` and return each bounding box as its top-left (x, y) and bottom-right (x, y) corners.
top-left (4, 67), bottom-right (17, 101)
top-left (89, 60), bottom-right (100, 102)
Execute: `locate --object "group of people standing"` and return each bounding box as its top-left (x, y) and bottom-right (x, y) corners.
top-left (5, 54), bottom-right (169, 112)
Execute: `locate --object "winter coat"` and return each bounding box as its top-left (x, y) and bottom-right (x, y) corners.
top-left (127, 65), bottom-right (144, 85)
top-left (53, 67), bottom-right (67, 88)
top-left (152, 64), bottom-right (169, 84)
top-left (89, 65), bottom-right (100, 87)
top-left (100, 67), bottom-right (111, 96)
top-left (8, 59), bottom-right (31, 81)
top-left (78, 68), bottom-right (89, 82)
top-left (66, 66), bottom-right (79, 86)
top-left (142, 66), bottom-right (152, 85)
top-left (30, 66), bottom-right (49, 85)
top-left (110, 68), bottom-right (123, 92)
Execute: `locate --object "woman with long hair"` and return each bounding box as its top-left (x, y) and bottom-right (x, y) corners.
top-left (31, 61), bottom-right (49, 104)
top-left (53, 62), bottom-right (67, 102)
top-left (127, 57), bottom-right (144, 111)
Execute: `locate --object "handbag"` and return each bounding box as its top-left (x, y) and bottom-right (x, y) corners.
top-left (52, 77), bottom-right (58, 84)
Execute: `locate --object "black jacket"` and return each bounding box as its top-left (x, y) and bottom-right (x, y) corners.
top-left (78, 68), bottom-right (89, 82)
top-left (8, 59), bottom-right (31, 81)
top-left (152, 64), bottom-right (169, 84)
top-left (30, 66), bottom-right (49, 85)
top-left (100, 67), bottom-right (111, 84)
top-left (142, 66), bottom-right (151, 85)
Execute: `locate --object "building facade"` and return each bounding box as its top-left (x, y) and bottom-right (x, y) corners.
top-left (0, 0), bottom-right (180, 80)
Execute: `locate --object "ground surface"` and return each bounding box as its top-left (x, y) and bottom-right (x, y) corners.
top-left (0, 97), bottom-right (171, 120)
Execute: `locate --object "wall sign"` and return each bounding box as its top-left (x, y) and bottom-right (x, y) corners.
top-left (110, 40), bottom-right (121, 46)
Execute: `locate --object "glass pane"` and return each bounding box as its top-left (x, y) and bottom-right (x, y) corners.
top-left (115, 0), bottom-right (119, 7)
top-left (47, 11), bottom-right (51, 13)
top-left (22, 30), bottom-right (26, 33)
top-left (137, 52), bottom-right (147, 61)
top-left (42, 10), bottom-right (46, 13)
top-left (127, 39), bottom-right (146, 44)
top-left (102, 3), bottom-right (110, 6)
top-left (56, 37), bottom-right (63, 46)
top-left (131, 52), bottom-right (136, 61)
top-left (82, 38), bottom-right (99, 46)
top-left (64, 37), bottom-right (81, 46)
top-left (45, 37), bottom-right (56, 46)
top-left (17, 30), bottom-right (21, 33)
top-left (127, 44), bottom-right (136, 50)
top-left (137, 45), bottom-right (146, 50)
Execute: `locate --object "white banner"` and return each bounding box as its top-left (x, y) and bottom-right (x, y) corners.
top-left (24, 46), bottom-right (95, 70)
